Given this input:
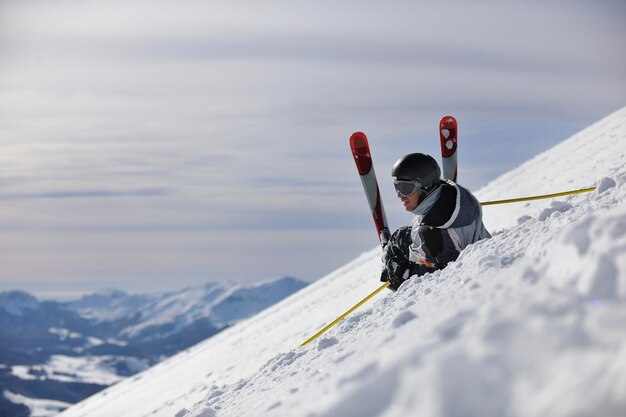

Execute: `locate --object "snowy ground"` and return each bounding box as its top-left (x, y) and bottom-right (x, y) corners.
top-left (9, 354), bottom-right (149, 387)
top-left (59, 107), bottom-right (626, 417)
top-left (3, 391), bottom-right (70, 417)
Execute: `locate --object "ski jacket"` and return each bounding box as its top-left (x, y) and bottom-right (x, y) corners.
top-left (408, 180), bottom-right (491, 267)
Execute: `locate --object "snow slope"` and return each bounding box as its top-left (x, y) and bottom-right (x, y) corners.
top-left (59, 107), bottom-right (626, 417)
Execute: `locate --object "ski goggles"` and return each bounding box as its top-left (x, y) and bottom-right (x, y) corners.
top-left (393, 179), bottom-right (425, 197)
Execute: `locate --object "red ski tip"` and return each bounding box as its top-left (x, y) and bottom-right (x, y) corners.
top-left (349, 132), bottom-right (373, 175)
top-left (349, 132), bottom-right (370, 156)
top-left (439, 115), bottom-right (457, 129)
top-left (439, 116), bottom-right (458, 159)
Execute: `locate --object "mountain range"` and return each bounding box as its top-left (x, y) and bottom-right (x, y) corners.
top-left (0, 277), bottom-right (308, 417)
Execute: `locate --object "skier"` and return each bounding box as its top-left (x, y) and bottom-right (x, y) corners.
top-left (381, 153), bottom-right (491, 290)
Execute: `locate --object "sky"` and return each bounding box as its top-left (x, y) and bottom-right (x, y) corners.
top-left (0, 0), bottom-right (624, 299)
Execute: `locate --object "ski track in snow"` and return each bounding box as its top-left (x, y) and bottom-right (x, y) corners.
top-left (59, 107), bottom-right (626, 417)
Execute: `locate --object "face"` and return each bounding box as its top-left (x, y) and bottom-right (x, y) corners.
top-left (396, 177), bottom-right (421, 211)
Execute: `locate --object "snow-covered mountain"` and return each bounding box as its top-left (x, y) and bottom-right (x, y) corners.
top-left (66, 276), bottom-right (307, 340)
top-left (58, 107), bottom-right (626, 417)
top-left (0, 291), bottom-right (40, 317)
top-left (0, 277), bottom-right (308, 417)
top-left (66, 289), bottom-right (151, 322)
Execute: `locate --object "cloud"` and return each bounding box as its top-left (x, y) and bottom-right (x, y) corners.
top-left (0, 0), bottom-right (624, 295)
top-left (0, 188), bottom-right (171, 201)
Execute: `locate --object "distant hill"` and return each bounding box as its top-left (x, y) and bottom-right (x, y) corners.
top-left (0, 277), bottom-right (308, 417)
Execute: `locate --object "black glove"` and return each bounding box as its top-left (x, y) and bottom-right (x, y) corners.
top-left (380, 266), bottom-right (403, 291)
top-left (381, 251), bottom-right (412, 291)
top-left (383, 260), bottom-right (441, 290)
top-left (380, 226), bottom-right (414, 291)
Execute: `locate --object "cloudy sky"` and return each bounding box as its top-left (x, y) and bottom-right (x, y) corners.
top-left (1, 0), bottom-right (624, 299)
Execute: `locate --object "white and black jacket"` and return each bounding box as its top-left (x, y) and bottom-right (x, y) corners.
top-left (409, 180), bottom-right (491, 268)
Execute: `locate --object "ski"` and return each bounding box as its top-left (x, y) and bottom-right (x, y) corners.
top-left (439, 116), bottom-right (458, 181)
top-left (349, 132), bottom-right (391, 247)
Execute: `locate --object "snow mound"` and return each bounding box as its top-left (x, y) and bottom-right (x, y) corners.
top-left (59, 107), bottom-right (626, 417)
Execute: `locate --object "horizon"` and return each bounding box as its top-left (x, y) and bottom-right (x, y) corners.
top-left (1, 0), bottom-right (625, 299)
top-left (0, 275), bottom-right (311, 302)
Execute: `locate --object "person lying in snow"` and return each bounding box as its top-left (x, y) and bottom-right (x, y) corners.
top-left (381, 153), bottom-right (491, 290)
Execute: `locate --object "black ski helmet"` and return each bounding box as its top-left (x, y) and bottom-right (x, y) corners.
top-left (392, 153), bottom-right (441, 194)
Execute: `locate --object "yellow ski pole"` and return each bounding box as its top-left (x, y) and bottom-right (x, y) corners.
top-left (480, 186), bottom-right (596, 206)
top-left (299, 281), bottom-right (390, 347)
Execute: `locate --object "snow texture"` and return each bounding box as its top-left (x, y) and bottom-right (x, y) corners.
top-left (58, 107), bottom-right (626, 417)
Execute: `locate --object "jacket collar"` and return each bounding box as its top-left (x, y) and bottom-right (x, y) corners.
top-left (411, 184), bottom-right (442, 218)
